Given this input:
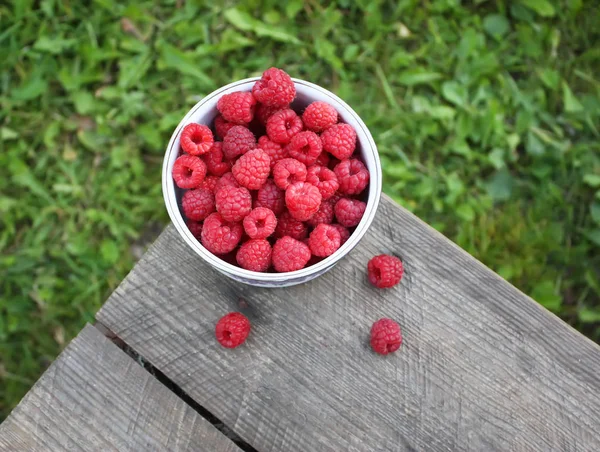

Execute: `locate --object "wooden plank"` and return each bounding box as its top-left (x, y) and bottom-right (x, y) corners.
top-left (0, 324), bottom-right (241, 452)
top-left (96, 195), bottom-right (600, 452)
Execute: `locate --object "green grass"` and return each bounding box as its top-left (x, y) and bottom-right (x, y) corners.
top-left (1, 0), bottom-right (599, 419)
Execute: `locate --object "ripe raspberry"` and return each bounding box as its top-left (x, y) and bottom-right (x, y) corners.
top-left (285, 182), bottom-right (322, 221)
top-left (335, 198), bottom-right (366, 227)
top-left (273, 158), bottom-right (307, 190)
top-left (285, 131), bottom-right (323, 166)
top-left (215, 312), bottom-right (251, 348)
top-left (315, 151), bottom-right (330, 167)
top-left (243, 207), bottom-right (277, 239)
top-left (198, 175), bottom-right (219, 193)
top-left (266, 109), bottom-right (303, 144)
top-left (328, 191), bottom-right (343, 207)
top-left (309, 224), bottom-right (341, 257)
top-left (306, 200), bottom-right (334, 227)
top-left (236, 239), bottom-right (272, 272)
top-left (214, 115), bottom-right (236, 139)
top-left (255, 179), bottom-right (285, 215)
top-left (203, 142), bottom-right (231, 177)
top-left (187, 220), bottom-right (203, 240)
top-left (321, 124), bottom-right (357, 160)
top-left (255, 103), bottom-right (283, 125)
top-left (222, 126), bottom-right (256, 160)
top-left (180, 123), bottom-right (214, 156)
top-left (334, 159), bottom-right (370, 195)
top-left (306, 165), bottom-right (339, 200)
top-left (182, 188), bottom-right (215, 221)
top-left (258, 135), bottom-right (287, 169)
top-left (217, 91), bottom-right (256, 124)
top-left (272, 236), bottom-right (311, 272)
top-left (232, 148), bottom-right (270, 190)
top-left (214, 172), bottom-right (240, 193)
top-left (330, 224), bottom-right (350, 245)
top-left (172, 155), bottom-right (207, 189)
top-left (201, 212), bottom-right (243, 254)
top-left (274, 211), bottom-right (308, 240)
top-left (370, 318), bottom-right (402, 355)
top-left (368, 255), bottom-right (404, 289)
top-left (302, 101), bottom-right (338, 132)
top-left (252, 67), bottom-right (296, 107)
top-left (215, 186), bottom-right (252, 223)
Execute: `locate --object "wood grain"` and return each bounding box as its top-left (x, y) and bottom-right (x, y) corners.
top-left (97, 195), bottom-right (600, 451)
top-left (0, 324), bottom-right (241, 452)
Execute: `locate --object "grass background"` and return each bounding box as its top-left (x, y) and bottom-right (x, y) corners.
top-left (1, 0), bottom-right (599, 420)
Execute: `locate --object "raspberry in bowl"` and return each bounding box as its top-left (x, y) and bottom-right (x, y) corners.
top-left (162, 69), bottom-right (382, 287)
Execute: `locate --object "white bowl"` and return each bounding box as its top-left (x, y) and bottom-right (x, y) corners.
top-left (162, 77), bottom-right (382, 287)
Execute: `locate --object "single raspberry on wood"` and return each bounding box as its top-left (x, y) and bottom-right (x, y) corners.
top-left (217, 91), bottom-right (256, 124)
top-left (243, 207), bottom-right (277, 239)
top-left (187, 220), bottom-right (203, 240)
top-left (232, 148), bottom-right (271, 190)
top-left (215, 185), bottom-right (252, 223)
top-left (274, 211), bottom-right (308, 240)
top-left (222, 125), bottom-right (256, 160)
top-left (180, 123), bottom-right (214, 156)
top-left (252, 67), bottom-right (296, 107)
top-left (198, 175), bottom-right (219, 193)
top-left (255, 103), bottom-right (283, 125)
top-left (309, 224), bottom-right (341, 257)
top-left (273, 158), bottom-right (307, 190)
top-left (272, 236), bottom-right (311, 272)
top-left (255, 179), bottom-right (285, 215)
top-left (203, 142), bottom-right (231, 177)
top-left (201, 212), bottom-right (243, 255)
top-left (321, 123), bottom-right (357, 160)
top-left (334, 198), bottom-right (366, 227)
top-left (258, 135), bottom-right (288, 169)
top-left (236, 239), bottom-right (272, 272)
top-left (306, 165), bottom-right (339, 200)
top-left (370, 318), bottom-right (402, 355)
top-left (172, 155), bottom-right (207, 189)
top-left (266, 109), bottom-right (303, 144)
top-left (285, 131), bottom-right (323, 166)
top-left (215, 312), bottom-right (251, 348)
top-left (214, 172), bottom-right (240, 193)
top-left (214, 115), bottom-right (236, 139)
top-left (330, 224), bottom-right (350, 245)
top-left (368, 255), bottom-right (404, 289)
top-left (285, 182), bottom-right (322, 221)
top-left (302, 101), bottom-right (338, 132)
top-left (182, 188), bottom-right (215, 221)
top-left (334, 159), bottom-right (370, 195)
top-left (307, 200), bottom-right (334, 227)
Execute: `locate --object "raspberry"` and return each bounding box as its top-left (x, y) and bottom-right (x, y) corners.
top-left (214, 172), bottom-right (240, 193)
top-left (305, 165), bottom-right (339, 200)
top-left (214, 115), bottom-right (236, 139)
top-left (203, 142), bottom-right (231, 177)
top-left (302, 101), bottom-right (338, 132)
top-left (306, 200), bottom-right (334, 227)
top-left (330, 224), bottom-right (350, 245)
top-left (334, 198), bottom-right (366, 227)
top-left (285, 182), bottom-right (322, 221)
top-left (222, 126), bottom-right (256, 160)
top-left (182, 188), bottom-right (215, 221)
top-left (266, 109), bottom-right (303, 144)
top-left (334, 159), bottom-right (370, 195)
top-left (187, 220), bottom-right (203, 240)
top-left (285, 131), bottom-right (323, 166)
top-left (368, 255), bottom-right (404, 289)
top-left (198, 175), bottom-right (219, 193)
top-left (215, 185), bottom-right (252, 222)
top-left (255, 179), bottom-right (285, 215)
top-left (243, 207), bottom-right (277, 239)
top-left (370, 318), bottom-right (402, 355)
top-left (258, 135), bottom-right (287, 169)
top-left (172, 155), bottom-right (207, 189)
top-left (201, 212), bottom-right (243, 254)
top-left (308, 224), bottom-right (341, 257)
top-left (273, 158), bottom-right (307, 190)
top-left (236, 239), bottom-right (272, 272)
top-left (252, 67), bottom-right (296, 107)
top-left (328, 191), bottom-right (343, 207)
top-left (180, 123), bottom-right (214, 156)
top-left (274, 211), bottom-right (308, 240)
top-left (321, 124), bottom-right (357, 160)
top-left (315, 151), bottom-right (330, 167)
top-left (217, 91), bottom-right (256, 124)
top-left (255, 103), bottom-right (283, 125)
top-left (272, 236), bottom-right (311, 272)
top-left (215, 312), bottom-right (251, 348)
top-left (232, 148), bottom-right (270, 190)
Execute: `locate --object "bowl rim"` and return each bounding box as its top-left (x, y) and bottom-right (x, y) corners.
top-left (162, 77), bottom-right (382, 282)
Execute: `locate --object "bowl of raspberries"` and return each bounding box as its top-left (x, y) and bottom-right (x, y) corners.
top-left (162, 68), bottom-right (381, 287)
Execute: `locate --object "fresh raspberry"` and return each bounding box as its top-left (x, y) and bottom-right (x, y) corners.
top-left (330, 224), bottom-right (350, 245)
top-left (215, 185), bottom-right (252, 222)
top-left (315, 151), bottom-right (330, 167)
top-left (321, 124), bottom-right (357, 160)
top-left (302, 101), bottom-right (338, 132)
top-left (335, 198), bottom-right (366, 227)
top-left (255, 103), bottom-right (283, 125)
top-left (236, 239), bottom-right (272, 272)
top-left (243, 207), bottom-right (277, 239)
top-left (214, 115), bottom-right (236, 139)
top-left (334, 159), bottom-right (370, 195)
top-left (182, 188), bottom-right (215, 221)
top-left (198, 175), bottom-right (219, 193)
top-left (285, 182), bottom-right (322, 221)
top-left (222, 126), bottom-right (256, 160)
top-left (217, 91), bottom-right (256, 124)
top-left (370, 318), bottom-right (402, 355)
top-left (368, 255), bottom-right (404, 289)
top-left (273, 158), bottom-right (307, 190)
top-left (328, 192), bottom-right (343, 207)
top-left (215, 312), bottom-right (251, 348)
top-left (180, 123), bottom-right (214, 156)
top-left (214, 172), bottom-right (240, 193)
top-left (272, 236), bottom-right (311, 272)
top-left (172, 155), bottom-right (207, 189)
top-left (306, 165), bottom-right (339, 200)
top-left (203, 142), bottom-right (231, 177)
top-left (187, 220), bottom-right (203, 240)
top-left (258, 135), bottom-right (287, 169)
top-left (232, 148), bottom-right (270, 190)
top-left (274, 211), bottom-right (308, 240)
top-left (255, 179), bottom-right (285, 215)
top-left (266, 109), bottom-right (303, 144)
top-left (307, 200), bottom-right (334, 227)
top-left (285, 131), bottom-right (323, 166)
top-left (252, 67), bottom-right (296, 107)
top-left (201, 212), bottom-right (243, 254)
top-left (308, 224), bottom-right (341, 257)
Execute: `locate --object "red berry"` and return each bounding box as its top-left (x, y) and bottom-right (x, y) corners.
top-left (321, 124), bottom-right (357, 160)
top-left (285, 131), bottom-right (323, 166)
top-left (273, 158), bottom-right (307, 190)
top-left (252, 67), bottom-right (296, 107)
top-left (243, 207), bottom-right (277, 239)
top-left (306, 165), bottom-right (339, 200)
top-left (203, 142), bottom-right (231, 177)
top-left (255, 103), bottom-right (283, 125)
top-left (214, 115), bottom-right (236, 139)
top-left (201, 212), bottom-right (243, 254)
top-left (232, 148), bottom-right (271, 190)
top-left (198, 175), bottom-right (219, 193)
top-left (307, 200), bottom-right (334, 226)
top-left (172, 155), bottom-right (207, 189)
top-left (330, 224), bottom-right (350, 245)
top-left (370, 318), bottom-right (402, 355)
top-left (266, 109), bottom-right (303, 144)
top-left (285, 182), bottom-right (322, 221)
top-left (187, 220), bottom-right (203, 240)
top-left (272, 236), bottom-right (311, 272)
top-left (334, 198), bottom-right (366, 227)
top-left (236, 239), bottom-right (272, 272)
top-left (255, 179), bottom-right (285, 215)
top-left (274, 211), bottom-right (308, 240)
top-left (180, 123), bottom-right (214, 156)
top-left (368, 255), bottom-right (404, 289)
top-left (222, 125), bottom-right (256, 160)
top-left (215, 312), bottom-right (251, 348)
top-left (214, 172), bottom-right (240, 193)
top-left (302, 101), bottom-right (338, 132)
top-left (308, 224), bottom-right (341, 257)
top-left (182, 188), bottom-right (215, 221)
top-left (215, 185), bottom-right (252, 223)
top-left (217, 91), bottom-right (256, 124)
top-left (315, 151), bottom-right (330, 167)
top-left (258, 135), bottom-right (288, 169)
top-left (334, 159), bottom-right (370, 195)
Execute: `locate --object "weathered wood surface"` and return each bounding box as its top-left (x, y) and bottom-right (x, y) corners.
top-left (97, 195), bottom-right (600, 452)
top-left (0, 324), bottom-right (241, 452)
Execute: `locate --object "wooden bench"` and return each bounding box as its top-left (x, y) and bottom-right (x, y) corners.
top-left (2, 195), bottom-right (600, 451)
